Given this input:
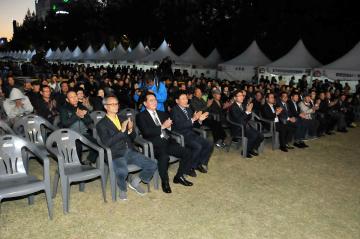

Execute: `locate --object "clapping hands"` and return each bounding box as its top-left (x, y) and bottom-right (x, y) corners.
top-left (199, 112), bottom-right (209, 121)
top-left (162, 118), bottom-right (172, 129)
top-left (192, 111), bottom-right (208, 122)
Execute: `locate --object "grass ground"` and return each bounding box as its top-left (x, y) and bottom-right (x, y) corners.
top-left (1, 127), bottom-right (359, 239)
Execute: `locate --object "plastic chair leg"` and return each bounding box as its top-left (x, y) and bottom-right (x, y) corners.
top-left (28, 195), bottom-right (34, 205)
top-left (79, 182), bottom-right (85, 192)
top-left (52, 172), bottom-right (59, 198)
top-left (100, 173), bottom-right (107, 202)
top-left (45, 186), bottom-right (53, 219)
top-left (61, 178), bottom-right (70, 214)
top-left (242, 138), bottom-right (248, 158)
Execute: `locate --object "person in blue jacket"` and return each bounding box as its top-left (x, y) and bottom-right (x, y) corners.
top-left (134, 72), bottom-right (167, 112)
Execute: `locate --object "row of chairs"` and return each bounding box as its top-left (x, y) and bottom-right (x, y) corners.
top-left (201, 112), bottom-right (279, 158)
top-left (0, 109), bottom-right (207, 219)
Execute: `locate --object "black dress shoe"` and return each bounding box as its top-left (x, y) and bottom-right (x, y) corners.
top-left (173, 176), bottom-right (193, 186)
top-left (196, 165), bottom-right (208, 173)
top-left (280, 146), bottom-right (288, 152)
top-left (187, 168), bottom-right (197, 177)
top-left (241, 151), bottom-right (252, 158)
top-left (286, 144), bottom-right (295, 149)
top-left (161, 181), bottom-right (172, 193)
top-left (249, 150), bottom-right (259, 156)
top-left (338, 128), bottom-right (348, 133)
top-left (293, 142), bottom-right (305, 148)
top-left (300, 142), bottom-right (309, 148)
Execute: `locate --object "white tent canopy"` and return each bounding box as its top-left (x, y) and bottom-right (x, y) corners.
top-left (314, 41), bottom-right (360, 81)
top-left (108, 43), bottom-right (126, 61)
top-left (205, 48), bottom-right (222, 68)
top-left (71, 46), bottom-right (83, 61)
top-left (14, 50), bottom-right (22, 59)
top-left (94, 44), bottom-right (109, 61)
top-left (121, 42), bottom-right (148, 62)
top-left (180, 44), bottom-right (206, 66)
top-left (264, 39), bottom-right (321, 75)
top-left (20, 50), bottom-right (27, 60)
top-left (45, 48), bottom-right (53, 59)
top-left (60, 47), bottom-right (72, 61)
top-left (48, 48), bottom-right (62, 61)
top-left (82, 45), bottom-right (96, 61)
top-left (141, 40), bottom-right (184, 64)
top-left (218, 41), bottom-right (271, 81)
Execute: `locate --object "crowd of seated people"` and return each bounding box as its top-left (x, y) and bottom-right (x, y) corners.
top-left (1, 61), bottom-right (359, 199)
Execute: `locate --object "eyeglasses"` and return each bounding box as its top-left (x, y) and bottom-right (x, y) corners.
top-left (105, 103), bottom-right (119, 106)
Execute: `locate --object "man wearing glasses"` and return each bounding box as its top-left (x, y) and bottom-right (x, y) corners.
top-left (96, 95), bottom-right (157, 200)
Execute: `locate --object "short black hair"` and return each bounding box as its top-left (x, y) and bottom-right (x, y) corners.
top-left (143, 92), bottom-right (156, 102)
top-left (280, 91), bottom-right (288, 97)
top-left (174, 90), bottom-right (188, 100)
top-left (31, 80), bottom-right (40, 86)
top-left (60, 81), bottom-right (68, 86)
top-left (265, 92), bottom-right (274, 99)
top-left (232, 89), bottom-right (243, 97)
top-left (40, 85), bottom-right (51, 92)
top-left (290, 91), bottom-right (299, 97)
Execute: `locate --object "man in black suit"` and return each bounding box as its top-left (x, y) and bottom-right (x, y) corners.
top-left (96, 95), bottom-right (157, 200)
top-left (261, 92), bottom-right (295, 152)
top-left (229, 89), bottom-right (264, 158)
top-left (287, 92), bottom-right (309, 148)
top-left (136, 92), bottom-right (194, 193)
top-left (170, 91), bottom-right (213, 175)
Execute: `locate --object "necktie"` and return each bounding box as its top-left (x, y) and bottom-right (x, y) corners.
top-left (153, 112), bottom-right (169, 139)
top-left (293, 102), bottom-right (298, 112)
top-left (181, 107), bottom-right (190, 120)
top-left (283, 102), bottom-right (287, 111)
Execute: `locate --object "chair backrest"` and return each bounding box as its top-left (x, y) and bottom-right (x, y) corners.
top-left (226, 113), bottom-right (245, 138)
top-left (46, 129), bottom-right (83, 165)
top-left (119, 108), bottom-right (139, 135)
top-left (0, 135), bottom-right (29, 176)
top-left (13, 114), bottom-right (56, 145)
top-left (90, 111), bottom-right (106, 126)
top-left (119, 108), bottom-right (138, 122)
top-left (0, 120), bottom-right (15, 135)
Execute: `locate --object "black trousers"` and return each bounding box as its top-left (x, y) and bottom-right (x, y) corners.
top-left (276, 122), bottom-right (295, 147)
top-left (185, 133), bottom-right (213, 170)
top-left (303, 119), bottom-right (319, 137)
top-left (290, 119), bottom-right (306, 141)
top-left (316, 113), bottom-right (335, 134)
top-left (154, 138), bottom-right (193, 182)
top-left (328, 111), bottom-right (347, 130)
top-left (203, 118), bottom-right (227, 142)
top-left (245, 127), bottom-right (264, 152)
top-left (76, 133), bottom-right (99, 163)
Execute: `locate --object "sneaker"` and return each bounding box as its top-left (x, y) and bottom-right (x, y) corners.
top-left (119, 190), bottom-right (127, 200)
top-left (215, 142), bottom-right (223, 148)
top-left (128, 182), bottom-right (146, 195)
